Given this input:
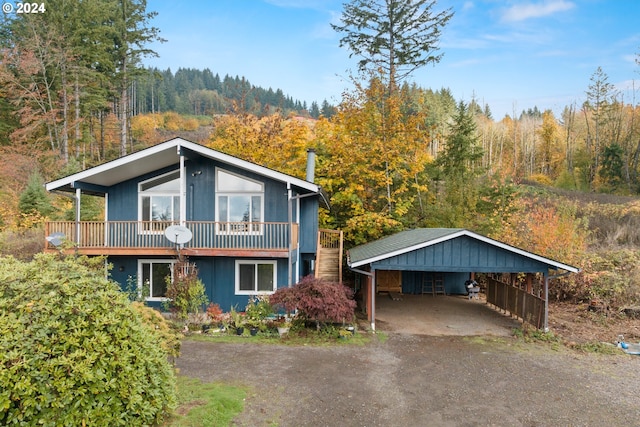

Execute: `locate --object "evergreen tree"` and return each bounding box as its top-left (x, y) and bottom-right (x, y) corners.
top-left (19, 171), bottom-right (53, 218)
top-left (599, 143), bottom-right (624, 191)
top-left (433, 101), bottom-right (484, 227)
top-left (332, 0), bottom-right (453, 93)
top-left (309, 101), bottom-right (320, 118)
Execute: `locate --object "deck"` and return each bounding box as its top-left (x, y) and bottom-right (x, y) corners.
top-left (44, 221), bottom-right (298, 257)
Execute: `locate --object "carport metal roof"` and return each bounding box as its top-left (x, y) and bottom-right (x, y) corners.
top-left (347, 228), bottom-right (580, 273)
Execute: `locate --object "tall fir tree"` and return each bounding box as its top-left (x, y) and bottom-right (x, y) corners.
top-left (332, 0), bottom-right (453, 94)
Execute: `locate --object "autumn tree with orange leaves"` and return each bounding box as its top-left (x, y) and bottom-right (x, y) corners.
top-left (314, 76), bottom-right (432, 245)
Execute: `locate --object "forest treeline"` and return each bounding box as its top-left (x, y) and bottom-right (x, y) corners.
top-left (132, 68), bottom-right (337, 119)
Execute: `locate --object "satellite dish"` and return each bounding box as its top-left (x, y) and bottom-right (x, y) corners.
top-left (164, 225), bottom-right (192, 245)
top-left (46, 232), bottom-right (66, 247)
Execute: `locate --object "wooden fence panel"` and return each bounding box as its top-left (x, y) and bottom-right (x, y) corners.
top-left (486, 277), bottom-right (545, 329)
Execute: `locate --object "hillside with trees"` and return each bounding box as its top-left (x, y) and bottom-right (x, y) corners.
top-left (1, 0), bottom-right (640, 341)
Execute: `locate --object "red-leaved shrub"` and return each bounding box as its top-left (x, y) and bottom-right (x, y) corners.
top-left (269, 275), bottom-right (356, 324)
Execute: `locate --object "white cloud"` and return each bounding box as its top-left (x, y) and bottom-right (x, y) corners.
top-left (462, 1), bottom-right (475, 11)
top-left (501, 0), bottom-right (575, 23)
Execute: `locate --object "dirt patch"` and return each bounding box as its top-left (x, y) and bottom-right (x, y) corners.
top-left (549, 301), bottom-right (640, 344)
top-left (176, 296), bottom-right (640, 425)
top-left (178, 335), bottom-right (640, 427)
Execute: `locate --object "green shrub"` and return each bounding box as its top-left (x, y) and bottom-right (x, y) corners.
top-left (0, 254), bottom-right (177, 426)
top-left (164, 262), bottom-right (208, 320)
top-left (132, 302), bottom-right (182, 359)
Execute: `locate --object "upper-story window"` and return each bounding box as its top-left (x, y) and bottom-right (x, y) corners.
top-left (139, 171), bottom-right (180, 231)
top-left (216, 168), bottom-right (263, 234)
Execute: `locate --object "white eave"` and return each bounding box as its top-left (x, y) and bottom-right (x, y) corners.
top-left (45, 137), bottom-right (318, 193)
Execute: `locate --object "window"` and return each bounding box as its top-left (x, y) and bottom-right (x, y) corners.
top-left (138, 260), bottom-right (175, 301)
top-left (235, 260), bottom-right (276, 295)
top-left (216, 169), bottom-right (263, 234)
top-left (139, 171), bottom-right (180, 231)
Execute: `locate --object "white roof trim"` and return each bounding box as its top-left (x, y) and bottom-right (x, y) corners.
top-left (349, 229), bottom-right (580, 273)
top-left (46, 138), bottom-right (318, 193)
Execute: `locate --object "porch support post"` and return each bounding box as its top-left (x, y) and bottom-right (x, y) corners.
top-left (75, 188), bottom-right (81, 246)
top-left (179, 146), bottom-right (186, 227)
top-left (104, 193), bottom-right (108, 247)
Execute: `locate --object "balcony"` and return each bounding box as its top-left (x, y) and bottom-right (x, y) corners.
top-left (45, 221), bottom-right (298, 257)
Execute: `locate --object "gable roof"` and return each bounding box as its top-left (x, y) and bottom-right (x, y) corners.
top-left (347, 228), bottom-right (580, 273)
top-left (45, 137), bottom-right (318, 194)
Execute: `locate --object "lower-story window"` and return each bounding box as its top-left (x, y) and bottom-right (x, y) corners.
top-left (235, 260), bottom-right (277, 295)
top-left (138, 259), bottom-right (175, 301)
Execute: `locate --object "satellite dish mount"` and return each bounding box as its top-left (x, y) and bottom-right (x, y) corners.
top-left (164, 225), bottom-right (193, 258)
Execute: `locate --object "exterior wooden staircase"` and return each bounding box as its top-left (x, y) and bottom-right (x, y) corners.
top-left (315, 229), bottom-right (343, 283)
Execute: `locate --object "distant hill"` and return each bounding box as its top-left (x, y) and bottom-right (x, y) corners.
top-left (132, 68), bottom-right (336, 119)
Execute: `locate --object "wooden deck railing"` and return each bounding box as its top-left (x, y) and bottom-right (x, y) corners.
top-left (45, 221), bottom-right (298, 251)
top-left (486, 276), bottom-right (545, 329)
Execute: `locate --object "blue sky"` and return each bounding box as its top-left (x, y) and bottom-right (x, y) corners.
top-left (146, 0), bottom-right (640, 119)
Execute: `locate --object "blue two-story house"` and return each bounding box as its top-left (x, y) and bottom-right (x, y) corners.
top-left (45, 137), bottom-right (340, 310)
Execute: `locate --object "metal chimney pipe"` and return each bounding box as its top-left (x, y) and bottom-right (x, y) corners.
top-left (306, 148), bottom-right (316, 182)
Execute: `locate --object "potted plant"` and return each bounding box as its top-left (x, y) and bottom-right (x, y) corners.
top-left (245, 296), bottom-right (273, 336)
top-left (229, 306), bottom-right (245, 335)
top-left (204, 302), bottom-right (224, 332)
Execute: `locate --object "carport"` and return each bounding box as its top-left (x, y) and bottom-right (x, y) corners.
top-left (347, 228), bottom-right (580, 332)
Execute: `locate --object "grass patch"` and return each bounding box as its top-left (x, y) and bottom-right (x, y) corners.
top-left (374, 331), bottom-right (389, 343)
top-left (567, 341), bottom-right (621, 355)
top-left (166, 376), bottom-right (246, 427)
top-left (187, 327), bottom-right (372, 346)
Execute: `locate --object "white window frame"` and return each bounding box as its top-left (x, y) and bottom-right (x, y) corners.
top-left (215, 168), bottom-right (264, 235)
top-left (138, 170), bottom-right (181, 233)
top-left (138, 259), bottom-right (176, 301)
top-left (235, 260), bottom-right (277, 295)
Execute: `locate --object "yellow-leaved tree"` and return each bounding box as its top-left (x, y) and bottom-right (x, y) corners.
top-left (207, 112), bottom-right (313, 179)
top-left (315, 76), bottom-right (432, 246)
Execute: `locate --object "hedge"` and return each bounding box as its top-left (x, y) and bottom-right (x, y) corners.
top-left (0, 254), bottom-right (177, 426)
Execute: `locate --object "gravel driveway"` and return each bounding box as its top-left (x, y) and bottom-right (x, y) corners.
top-left (177, 334), bottom-right (640, 426)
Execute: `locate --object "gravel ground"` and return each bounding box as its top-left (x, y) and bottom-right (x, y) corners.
top-left (177, 334), bottom-right (640, 426)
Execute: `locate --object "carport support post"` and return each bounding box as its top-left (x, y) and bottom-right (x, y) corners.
top-left (370, 270), bottom-right (376, 332)
top-left (544, 273), bottom-right (549, 332)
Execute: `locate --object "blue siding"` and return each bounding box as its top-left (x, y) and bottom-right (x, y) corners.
top-left (108, 165), bottom-right (178, 221)
top-left (299, 196), bottom-right (318, 253)
top-left (372, 235), bottom-right (550, 273)
top-left (106, 156), bottom-right (317, 242)
top-left (109, 255), bottom-right (292, 312)
top-left (109, 256), bottom-right (138, 287)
